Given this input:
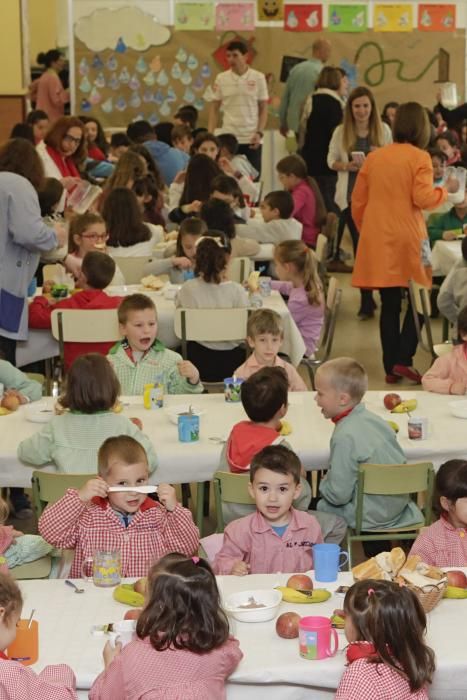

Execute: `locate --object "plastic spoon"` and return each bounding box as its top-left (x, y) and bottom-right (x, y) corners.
top-left (107, 485), bottom-right (158, 494)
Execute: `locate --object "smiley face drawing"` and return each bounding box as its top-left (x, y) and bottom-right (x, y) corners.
top-left (259, 0), bottom-right (283, 20)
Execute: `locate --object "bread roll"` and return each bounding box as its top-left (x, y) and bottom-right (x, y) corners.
top-left (390, 547), bottom-right (406, 575)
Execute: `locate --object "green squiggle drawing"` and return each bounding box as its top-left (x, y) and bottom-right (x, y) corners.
top-left (354, 42), bottom-right (439, 86)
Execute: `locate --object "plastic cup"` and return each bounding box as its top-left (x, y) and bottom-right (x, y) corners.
top-left (7, 619), bottom-right (39, 665)
top-left (299, 616), bottom-right (338, 660)
top-left (108, 619), bottom-right (137, 648)
top-left (224, 377), bottom-right (243, 402)
top-left (312, 543), bottom-right (349, 583)
top-left (178, 413), bottom-right (200, 442)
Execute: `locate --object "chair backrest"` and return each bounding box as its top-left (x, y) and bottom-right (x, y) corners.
top-left (326, 276), bottom-right (338, 311)
top-left (408, 280), bottom-right (435, 358)
top-left (174, 308), bottom-right (249, 359)
top-left (315, 234), bottom-right (328, 265)
top-left (111, 256), bottom-right (152, 285)
top-left (227, 257), bottom-right (254, 284)
top-left (213, 471), bottom-right (255, 532)
top-left (354, 462), bottom-right (434, 534)
top-left (50, 309), bottom-right (121, 365)
top-left (31, 471), bottom-right (92, 518)
top-left (315, 277), bottom-right (341, 361)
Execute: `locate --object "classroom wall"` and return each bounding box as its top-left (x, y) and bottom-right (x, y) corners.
top-left (0, 0), bottom-right (23, 93)
top-left (27, 0), bottom-right (58, 64)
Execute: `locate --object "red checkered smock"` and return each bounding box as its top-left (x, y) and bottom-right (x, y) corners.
top-left (335, 658), bottom-right (429, 700)
top-left (0, 656), bottom-right (77, 700)
top-left (409, 515), bottom-right (467, 567)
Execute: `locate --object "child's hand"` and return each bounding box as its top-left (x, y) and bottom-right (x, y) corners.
top-left (42, 280), bottom-right (55, 295)
top-left (231, 561), bottom-right (250, 576)
top-left (178, 360), bottom-right (199, 385)
top-left (158, 483), bottom-right (177, 512)
top-left (78, 478), bottom-right (108, 503)
top-left (173, 170), bottom-right (186, 185)
top-left (172, 256), bottom-right (192, 270)
top-left (450, 382), bottom-right (466, 395)
top-left (218, 157), bottom-right (235, 176)
top-left (187, 200), bottom-right (201, 213)
top-left (442, 230), bottom-right (459, 241)
top-left (103, 640), bottom-right (121, 668)
top-left (130, 417), bottom-right (143, 430)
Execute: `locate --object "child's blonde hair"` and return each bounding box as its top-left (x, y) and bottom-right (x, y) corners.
top-left (98, 435), bottom-right (149, 478)
top-left (0, 573), bottom-right (22, 624)
top-left (276, 154), bottom-right (327, 228)
top-left (318, 357), bottom-right (368, 402)
top-left (274, 240), bottom-right (322, 306)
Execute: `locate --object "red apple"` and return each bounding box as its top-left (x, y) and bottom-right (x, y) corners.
top-left (134, 577), bottom-right (147, 595)
top-left (446, 570), bottom-right (467, 588)
top-left (276, 612), bottom-right (300, 639)
top-left (383, 393), bottom-right (402, 410)
top-left (287, 574), bottom-right (313, 591)
top-left (124, 609), bottom-right (142, 620)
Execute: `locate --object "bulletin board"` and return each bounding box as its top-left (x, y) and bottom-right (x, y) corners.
top-left (73, 6), bottom-right (465, 129)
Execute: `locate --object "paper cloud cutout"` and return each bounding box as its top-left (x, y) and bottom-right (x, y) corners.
top-left (75, 7), bottom-right (170, 53)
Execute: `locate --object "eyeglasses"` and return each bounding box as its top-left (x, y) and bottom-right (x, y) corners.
top-left (80, 233), bottom-right (109, 241)
top-left (63, 134), bottom-right (82, 145)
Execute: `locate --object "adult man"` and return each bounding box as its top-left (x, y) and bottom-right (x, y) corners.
top-left (279, 38), bottom-right (332, 136)
top-left (208, 40), bottom-right (268, 175)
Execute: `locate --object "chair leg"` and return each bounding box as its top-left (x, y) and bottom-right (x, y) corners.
top-left (203, 481), bottom-right (210, 517)
top-left (181, 483), bottom-right (191, 508)
top-left (195, 482), bottom-right (205, 537)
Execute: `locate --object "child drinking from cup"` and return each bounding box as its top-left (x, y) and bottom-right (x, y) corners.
top-left (0, 573), bottom-right (78, 698)
top-left (17, 353), bottom-right (158, 473)
top-left (64, 212), bottom-right (125, 285)
top-left (422, 306), bottom-right (467, 393)
top-left (213, 444), bottom-right (324, 575)
top-left (107, 294), bottom-right (203, 396)
top-left (335, 580), bottom-right (434, 699)
top-left (89, 553), bottom-right (242, 699)
top-left (39, 436), bottom-right (199, 578)
top-left (410, 459), bottom-right (467, 566)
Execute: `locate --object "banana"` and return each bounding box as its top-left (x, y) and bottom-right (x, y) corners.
top-left (279, 420), bottom-right (292, 436)
top-left (275, 586), bottom-right (331, 604)
top-left (391, 399), bottom-right (418, 414)
top-left (113, 583), bottom-right (145, 607)
top-left (443, 586), bottom-right (467, 599)
top-left (330, 613), bottom-right (345, 629)
top-left (0, 408), bottom-right (10, 416)
top-left (386, 420), bottom-right (400, 433)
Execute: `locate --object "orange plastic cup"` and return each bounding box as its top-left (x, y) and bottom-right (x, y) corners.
top-left (7, 619), bottom-right (39, 665)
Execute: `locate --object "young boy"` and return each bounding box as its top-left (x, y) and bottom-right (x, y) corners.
top-left (213, 444), bottom-right (323, 575)
top-left (427, 183), bottom-right (467, 245)
top-left (217, 132), bottom-right (258, 181)
top-left (171, 124), bottom-right (193, 154)
top-left (234, 309), bottom-right (307, 391)
top-left (173, 105), bottom-right (199, 131)
top-left (315, 358), bottom-right (423, 553)
top-left (108, 132), bottom-right (130, 162)
top-left (235, 191), bottom-right (303, 244)
top-left (29, 251), bottom-right (123, 370)
top-left (108, 294), bottom-right (203, 396)
top-left (437, 239), bottom-right (467, 326)
top-left (39, 435), bottom-right (199, 578)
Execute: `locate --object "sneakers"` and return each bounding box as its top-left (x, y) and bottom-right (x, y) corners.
top-left (392, 364), bottom-right (422, 384)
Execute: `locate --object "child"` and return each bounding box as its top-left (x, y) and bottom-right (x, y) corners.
top-left (81, 116), bottom-right (108, 161)
top-left (192, 131), bottom-right (220, 160)
top-left (410, 459), bottom-right (467, 566)
top-left (200, 199), bottom-right (260, 258)
top-left (0, 573), bottom-right (78, 699)
top-left (89, 553), bottom-right (241, 699)
top-left (437, 242), bottom-right (467, 325)
top-left (108, 132), bottom-right (130, 162)
top-left (435, 130), bottom-right (464, 166)
top-left (335, 580), bottom-right (434, 700)
top-left (271, 240), bottom-right (324, 357)
top-left (0, 359), bottom-right (42, 402)
top-left (144, 217), bottom-right (207, 283)
top-left (236, 190), bottom-right (303, 244)
top-left (173, 104), bottom-right (199, 130)
top-left (108, 294), bottom-right (203, 396)
top-left (234, 310), bottom-right (307, 390)
top-left (422, 306), bottom-right (467, 392)
top-left (213, 444), bottom-right (323, 575)
top-left (0, 496), bottom-right (53, 572)
top-left (176, 232), bottom-right (249, 381)
top-left (315, 358), bottom-right (423, 554)
top-left (423, 149), bottom-right (451, 222)
top-left (276, 154), bottom-right (327, 248)
top-left (427, 183), bottom-right (467, 245)
top-left (103, 188), bottom-right (164, 257)
top-left (17, 353), bottom-right (158, 473)
top-left (168, 154), bottom-right (221, 224)
top-left (39, 436), bottom-right (198, 578)
top-left (64, 212), bottom-right (125, 285)
top-left (210, 174), bottom-right (250, 222)
top-left (171, 124), bottom-right (193, 154)
top-left (218, 132), bottom-right (259, 180)
top-left (29, 251), bottom-right (123, 370)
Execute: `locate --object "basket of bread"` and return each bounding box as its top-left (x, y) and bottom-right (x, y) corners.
top-left (140, 275), bottom-right (165, 291)
top-left (352, 547), bottom-right (447, 613)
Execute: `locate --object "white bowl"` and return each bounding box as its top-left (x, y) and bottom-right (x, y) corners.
top-left (166, 405), bottom-right (205, 425)
top-left (25, 402), bottom-right (54, 423)
top-left (223, 589), bottom-right (282, 623)
top-left (449, 400), bottom-right (467, 419)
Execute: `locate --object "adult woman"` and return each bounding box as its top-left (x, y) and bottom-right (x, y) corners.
top-left (351, 102), bottom-right (458, 384)
top-left (381, 101), bottom-right (399, 128)
top-left (300, 66), bottom-right (346, 214)
top-left (103, 188), bottom-right (163, 257)
top-left (30, 50), bottom-right (69, 124)
top-left (36, 116), bottom-right (86, 199)
top-left (328, 87), bottom-right (392, 315)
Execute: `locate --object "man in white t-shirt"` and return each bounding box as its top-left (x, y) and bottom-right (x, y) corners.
top-left (208, 40), bottom-right (268, 176)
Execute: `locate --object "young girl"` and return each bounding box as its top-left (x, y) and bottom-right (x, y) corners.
top-left (64, 212), bottom-right (125, 285)
top-left (200, 199), bottom-right (260, 258)
top-left (80, 116), bottom-right (108, 161)
top-left (169, 154), bottom-right (221, 223)
top-left (98, 151), bottom-right (147, 212)
top-left (144, 217), bottom-right (207, 283)
top-left (210, 174), bottom-right (250, 222)
top-left (89, 554), bottom-right (242, 699)
top-left (422, 306), bottom-right (467, 394)
top-left (435, 130), bottom-right (463, 166)
top-left (192, 131), bottom-right (221, 160)
top-left (132, 174), bottom-right (166, 229)
top-left (335, 580), bottom-right (434, 700)
top-left (0, 573), bottom-right (77, 699)
top-left (271, 240), bottom-right (324, 357)
top-left (103, 188), bottom-right (163, 257)
top-left (17, 353), bottom-right (158, 473)
top-left (276, 154), bottom-right (326, 249)
top-left (410, 459), bottom-right (467, 566)
top-left (176, 232), bottom-right (249, 381)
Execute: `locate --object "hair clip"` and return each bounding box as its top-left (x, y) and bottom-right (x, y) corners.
top-left (195, 235), bottom-right (225, 249)
top-left (367, 588), bottom-right (375, 597)
top-left (192, 556), bottom-right (200, 565)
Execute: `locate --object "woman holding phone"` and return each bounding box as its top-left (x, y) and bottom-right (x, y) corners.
top-left (327, 87), bottom-right (392, 317)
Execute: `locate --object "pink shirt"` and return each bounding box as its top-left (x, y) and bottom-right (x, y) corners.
top-left (422, 344), bottom-right (467, 394)
top-left (409, 515), bottom-right (467, 567)
top-left (291, 180), bottom-right (319, 247)
top-left (271, 280), bottom-right (324, 357)
top-left (89, 636), bottom-right (242, 700)
top-left (0, 660), bottom-right (77, 700)
top-left (335, 658), bottom-right (429, 700)
top-left (213, 508), bottom-right (323, 575)
top-left (234, 354), bottom-right (307, 391)
top-left (32, 70), bottom-right (69, 124)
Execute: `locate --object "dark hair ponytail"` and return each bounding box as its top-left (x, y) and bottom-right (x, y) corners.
top-left (194, 231), bottom-right (231, 284)
top-left (37, 50), bottom-right (62, 68)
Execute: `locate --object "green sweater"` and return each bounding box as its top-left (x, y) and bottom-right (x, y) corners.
top-left (17, 411), bottom-right (158, 474)
top-left (317, 403), bottom-right (422, 530)
top-left (427, 207), bottom-right (467, 244)
top-left (107, 340), bottom-right (204, 397)
top-left (0, 360), bottom-right (42, 401)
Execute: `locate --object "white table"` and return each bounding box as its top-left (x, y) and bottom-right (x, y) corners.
top-left (17, 288), bottom-right (305, 369)
top-left (17, 570), bottom-right (467, 700)
top-left (431, 239), bottom-right (462, 277)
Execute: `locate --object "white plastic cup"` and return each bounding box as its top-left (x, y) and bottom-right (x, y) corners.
top-left (108, 619), bottom-right (137, 648)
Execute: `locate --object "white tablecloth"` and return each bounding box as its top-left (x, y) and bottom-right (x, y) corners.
top-left (17, 288), bottom-right (305, 368)
top-left (431, 240), bottom-right (462, 277)
top-left (18, 570), bottom-right (467, 699)
top-left (4, 391), bottom-right (467, 489)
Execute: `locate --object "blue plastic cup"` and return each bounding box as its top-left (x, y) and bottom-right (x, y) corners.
top-left (312, 544), bottom-right (349, 583)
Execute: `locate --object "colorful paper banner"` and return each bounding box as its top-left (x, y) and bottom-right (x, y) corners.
top-left (175, 3), bottom-right (215, 31)
top-left (216, 3), bottom-right (255, 31)
top-left (284, 4), bottom-right (322, 32)
top-left (418, 4), bottom-right (456, 32)
top-left (257, 0), bottom-right (284, 22)
top-left (374, 4), bottom-right (413, 32)
top-left (328, 5), bottom-right (367, 33)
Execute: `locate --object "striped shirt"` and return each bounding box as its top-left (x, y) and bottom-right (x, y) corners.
top-left (212, 68), bottom-right (268, 143)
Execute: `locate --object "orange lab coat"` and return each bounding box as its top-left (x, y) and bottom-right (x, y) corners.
top-left (351, 143), bottom-right (448, 290)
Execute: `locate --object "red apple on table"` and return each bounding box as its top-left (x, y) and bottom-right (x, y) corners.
top-left (124, 609), bottom-right (142, 620)
top-left (383, 393), bottom-right (402, 410)
top-left (446, 570), bottom-right (467, 588)
top-left (287, 574), bottom-right (313, 591)
top-left (276, 612), bottom-right (301, 639)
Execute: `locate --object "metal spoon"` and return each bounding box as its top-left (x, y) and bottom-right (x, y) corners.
top-left (65, 580), bottom-right (84, 594)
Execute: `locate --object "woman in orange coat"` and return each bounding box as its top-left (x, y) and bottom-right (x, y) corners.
top-left (351, 102), bottom-right (458, 384)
